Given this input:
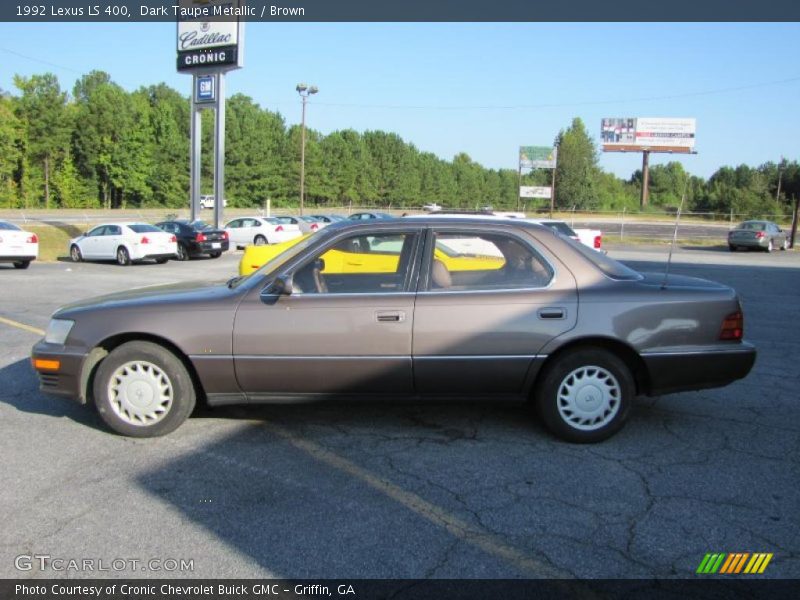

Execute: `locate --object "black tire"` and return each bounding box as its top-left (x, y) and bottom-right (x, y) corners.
top-left (254, 235), bottom-right (267, 246)
top-left (534, 348), bottom-right (634, 443)
top-left (209, 251), bottom-right (222, 258)
top-left (155, 258), bottom-right (169, 264)
top-left (728, 245), bottom-right (736, 252)
top-left (13, 260), bottom-right (30, 270)
top-left (176, 243), bottom-right (190, 261)
top-left (781, 239), bottom-right (789, 251)
top-left (70, 245), bottom-right (82, 262)
top-left (116, 246), bottom-right (131, 266)
top-left (93, 341), bottom-right (196, 437)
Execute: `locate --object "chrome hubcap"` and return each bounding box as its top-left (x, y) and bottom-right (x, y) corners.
top-left (108, 360), bottom-right (173, 426)
top-left (557, 366), bottom-right (621, 431)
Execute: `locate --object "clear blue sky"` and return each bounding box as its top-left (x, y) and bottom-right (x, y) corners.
top-left (1, 22), bottom-right (799, 179)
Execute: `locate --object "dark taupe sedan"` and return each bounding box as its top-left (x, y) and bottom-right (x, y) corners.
top-left (32, 217), bottom-right (755, 442)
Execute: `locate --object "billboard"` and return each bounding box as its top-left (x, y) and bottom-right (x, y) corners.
top-left (601, 117), bottom-right (696, 153)
top-left (520, 146), bottom-right (557, 169)
top-left (520, 186), bottom-right (552, 199)
top-left (177, 0), bottom-right (245, 72)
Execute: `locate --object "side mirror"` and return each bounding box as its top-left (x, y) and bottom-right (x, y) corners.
top-left (271, 274), bottom-right (293, 296)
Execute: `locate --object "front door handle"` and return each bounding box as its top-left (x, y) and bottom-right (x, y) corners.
top-left (376, 311), bottom-right (405, 323)
top-left (538, 307), bottom-right (566, 320)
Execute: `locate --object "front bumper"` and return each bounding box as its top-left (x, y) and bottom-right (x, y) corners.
top-left (31, 341), bottom-right (89, 403)
top-left (641, 342), bottom-right (756, 396)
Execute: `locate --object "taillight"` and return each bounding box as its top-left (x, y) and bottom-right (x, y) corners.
top-left (196, 232), bottom-right (206, 242)
top-left (593, 235), bottom-right (602, 249)
top-left (755, 232), bottom-right (765, 239)
top-left (311, 223), bottom-right (318, 230)
top-left (276, 225), bottom-right (284, 232)
top-left (170, 235), bottom-right (177, 242)
top-left (720, 311), bottom-right (744, 341)
top-left (140, 236), bottom-right (150, 244)
top-left (27, 233), bottom-right (38, 243)
top-left (222, 231), bottom-right (228, 240)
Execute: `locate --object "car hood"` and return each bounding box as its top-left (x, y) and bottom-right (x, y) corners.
top-left (54, 280), bottom-right (236, 317)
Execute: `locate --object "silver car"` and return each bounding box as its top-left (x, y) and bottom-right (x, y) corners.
top-left (728, 220), bottom-right (789, 252)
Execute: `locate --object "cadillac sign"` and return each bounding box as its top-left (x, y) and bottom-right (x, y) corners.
top-left (177, 0), bottom-right (244, 72)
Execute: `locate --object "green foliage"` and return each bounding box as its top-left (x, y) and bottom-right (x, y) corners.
top-left (0, 71), bottom-right (795, 217)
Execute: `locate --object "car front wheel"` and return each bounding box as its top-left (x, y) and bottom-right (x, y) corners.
top-left (70, 245), bottom-right (82, 262)
top-left (781, 239), bottom-right (789, 251)
top-left (93, 341), bottom-right (196, 437)
top-left (176, 243), bottom-right (189, 261)
top-left (535, 348), bottom-right (633, 443)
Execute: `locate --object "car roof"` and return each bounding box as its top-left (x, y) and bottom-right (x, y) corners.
top-left (327, 214), bottom-right (552, 233)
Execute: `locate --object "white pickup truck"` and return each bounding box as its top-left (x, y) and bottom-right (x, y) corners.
top-left (528, 219), bottom-right (603, 251)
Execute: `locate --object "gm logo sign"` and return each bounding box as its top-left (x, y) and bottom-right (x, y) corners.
top-left (196, 76), bottom-right (215, 103)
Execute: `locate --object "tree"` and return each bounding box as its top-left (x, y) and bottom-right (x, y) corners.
top-left (13, 73), bottom-right (71, 208)
top-left (554, 117), bottom-right (600, 209)
top-left (0, 94), bottom-right (22, 207)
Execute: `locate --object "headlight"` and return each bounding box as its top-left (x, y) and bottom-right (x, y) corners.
top-left (44, 319), bottom-right (75, 345)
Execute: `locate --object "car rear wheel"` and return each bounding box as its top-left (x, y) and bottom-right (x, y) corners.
top-left (767, 240), bottom-right (774, 253)
top-left (13, 260), bottom-right (30, 269)
top-left (209, 251), bottom-right (222, 258)
top-left (728, 244), bottom-right (736, 252)
top-left (93, 341), bottom-right (196, 437)
top-left (254, 235), bottom-right (267, 246)
top-left (116, 246), bottom-right (131, 266)
top-left (176, 243), bottom-right (189, 261)
top-left (70, 245), bottom-right (82, 262)
top-left (535, 348), bottom-right (633, 443)
top-left (155, 258), bottom-right (169, 264)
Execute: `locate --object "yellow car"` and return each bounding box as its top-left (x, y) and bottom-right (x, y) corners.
top-left (239, 234), bottom-right (505, 276)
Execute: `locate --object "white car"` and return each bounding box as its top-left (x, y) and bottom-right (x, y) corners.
top-left (526, 219), bottom-right (603, 251)
top-left (0, 220), bottom-right (38, 270)
top-left (69, 223), bottom-right (178, 266)
top-left (199, 195), bottom-right (228, 209)
top-left (275, 215), bottom-right (329, 234)
top-left (224, 216), bottom-right (303, 248)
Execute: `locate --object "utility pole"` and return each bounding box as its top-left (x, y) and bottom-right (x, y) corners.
top-left (296, 83), bottom-right (318, 216)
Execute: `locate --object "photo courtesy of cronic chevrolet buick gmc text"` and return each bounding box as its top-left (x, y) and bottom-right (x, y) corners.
top-left (32, 217), bottom-right (755, 443)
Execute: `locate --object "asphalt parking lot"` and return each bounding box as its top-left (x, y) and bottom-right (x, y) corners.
top-left (1, 246), bottom-right (798, 579)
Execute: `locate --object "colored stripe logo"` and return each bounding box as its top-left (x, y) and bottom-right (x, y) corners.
top-left (697, 553), bottom-right (773, 574)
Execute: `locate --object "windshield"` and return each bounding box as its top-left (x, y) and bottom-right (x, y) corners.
top-left (0, 221), bottom-right (21, 231)
top-left (563, 235), bottom-right (642, 280)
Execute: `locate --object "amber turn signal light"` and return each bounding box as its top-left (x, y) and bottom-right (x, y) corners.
top-left (32, 358), bottom-right (60, 371)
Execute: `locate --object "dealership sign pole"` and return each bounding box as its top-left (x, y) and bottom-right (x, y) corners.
top-left (177, 0), bottom-right (245, 227)
top-left (601, 117), bottom-right (696, 208)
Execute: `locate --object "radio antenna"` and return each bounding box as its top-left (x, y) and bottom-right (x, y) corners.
top-left (661, 176), bottom-right (689, 289)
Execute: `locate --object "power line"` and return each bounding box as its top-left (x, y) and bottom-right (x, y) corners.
top-left (308, 75), bottom-right (800, 111)
top-left (0, 47), bottom-right (83, 74)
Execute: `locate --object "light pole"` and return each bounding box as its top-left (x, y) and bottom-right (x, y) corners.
top-left (296, 83), bottom-right (318, 216)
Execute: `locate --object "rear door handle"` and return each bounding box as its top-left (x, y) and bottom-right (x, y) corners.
top-left (376, 311), bottom-right (405, 323)
top-left (538, 307), bottom-right (566, 320)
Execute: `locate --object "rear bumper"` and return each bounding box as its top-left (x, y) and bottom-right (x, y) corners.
top-left (191, 240), bottom-right (229, 254)
top-left (641, 342), bottom-right (756, 396)
top-left (0, 254), bottom-right (36, 262)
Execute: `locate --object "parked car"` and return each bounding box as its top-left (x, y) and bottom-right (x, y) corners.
top-left (69, 223), bottom-right (177, 266)
top-left (310, 214), bottom-right (347, 224)
top-left (199, 195), bottom-right (228, 209)
top-left (224, 216), bottom-right (302, 248)
top-left (274, 215), bottom-right (329, 234)
top-left (34, 217), bottom-right (755, 442)
top-left (0, 220), bottom-right (38, 269)
top-left (728, 220), bottom-right (789, 252)
top-left (348, 212), bottom-right (395, 220)
top-left (155, 220), bottom-right (229, 260)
